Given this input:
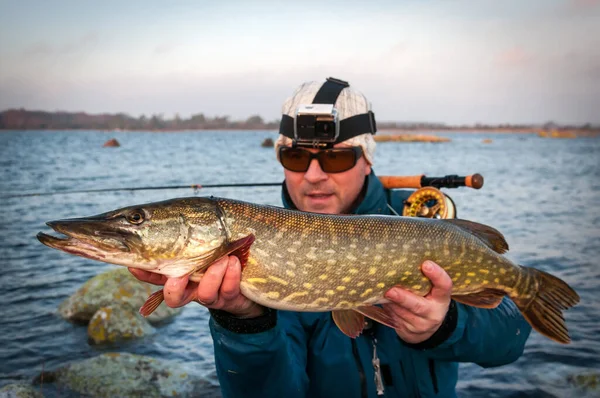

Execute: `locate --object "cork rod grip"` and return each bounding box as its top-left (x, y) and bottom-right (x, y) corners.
top-left (378, 175), bottom-right (424, 189)
top-left (378, 174), bottom-right (484, 190)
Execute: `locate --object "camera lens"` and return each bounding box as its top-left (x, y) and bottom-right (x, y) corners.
top-left (315, 121), bottom-right (335, 139)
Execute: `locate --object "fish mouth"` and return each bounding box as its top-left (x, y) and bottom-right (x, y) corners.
top-left (37, 217), bottom-right (131, 259)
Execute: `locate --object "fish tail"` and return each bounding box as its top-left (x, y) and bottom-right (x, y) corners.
top-left (513, 268), bottom-right (580, 344)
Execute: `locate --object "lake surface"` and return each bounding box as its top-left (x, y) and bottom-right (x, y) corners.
top-left (0, 130), bottom-right (598, 397)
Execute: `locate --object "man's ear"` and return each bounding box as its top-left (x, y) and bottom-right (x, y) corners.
top-left (364, 162), bottom-right (372, 176)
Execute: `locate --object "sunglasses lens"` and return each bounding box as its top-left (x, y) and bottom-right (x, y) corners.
top-left (280, 147), bottom-right (362, 173)
top-left (280, 147), bottom-right (311, 172)
top-left (319, 149), bottom-right (358, 173)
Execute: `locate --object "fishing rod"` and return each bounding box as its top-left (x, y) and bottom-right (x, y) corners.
top-left (2, 174), bottom-right (483, 199)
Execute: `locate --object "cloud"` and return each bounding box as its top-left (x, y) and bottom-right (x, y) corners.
top-left (569, 0), bottom-right (600, 8)
top-left (21, 32), bottom-right (98, 58)
top-left (153, 42), bottom-right (177, 55)
top-left (563, 0), bottom-right (600, 15)
top-left (495, 46), bottom-right (534, 68)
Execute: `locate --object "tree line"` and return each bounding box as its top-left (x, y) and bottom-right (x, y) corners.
top-left (0, 109), bottom-right (597, 132)
top-left (0, 109), bottom-right (280, 130)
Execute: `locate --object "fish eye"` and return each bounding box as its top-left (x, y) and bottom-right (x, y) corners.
top-left (126, 210), bottom-right (145, 224)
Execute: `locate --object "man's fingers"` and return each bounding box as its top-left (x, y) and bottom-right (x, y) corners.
top-left (384, 304), bottom-right (435, 334)
top-left (163, 275), bottom-right (191, 307)
top-left (421, 261), bottom-right (453, 301)
top-left (196, 257), bottom-right (230, 306)
top-left (219, 257), bottom-right (242, 301)
top-left (128, 268), bottom-right (168, 286)
top-left (385, 287), bottom-right (429, 316)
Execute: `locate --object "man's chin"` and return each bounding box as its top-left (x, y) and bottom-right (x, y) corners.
top-left (302, 196), bottom-right (339, 214)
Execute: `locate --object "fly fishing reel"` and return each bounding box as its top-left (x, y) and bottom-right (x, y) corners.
top-left (402, 187), bottom-right (456, 219)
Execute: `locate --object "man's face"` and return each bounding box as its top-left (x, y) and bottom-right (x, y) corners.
top-left (282, 143), bottom-right (372, 214)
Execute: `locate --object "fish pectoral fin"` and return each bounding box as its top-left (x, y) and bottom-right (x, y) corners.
top-left (452, 289), bottom-right (506, 308)
top-left (444, 219), bottom-right (509, 254)
top-left (225, 234), bottom-right (256, 269)
top-left (332, 310), bottom-right (365, 338)
top-left (139, 289), bottom-right (165, 317)
top-left (355, 306), bottom-right (399, 330)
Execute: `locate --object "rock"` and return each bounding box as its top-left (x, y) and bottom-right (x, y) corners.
top-left (0, 384), bottom-right (42, 398)
top-left (538, 130), bottom-right (577, 139)
top-left (59, 268), bottom-right (181, 324)
top-left (567, 372), bottom-right (599, 391)
top-left (261, 138), bottom-right (274, 147)
top-left (34, 353), bottom-right (221, 398)
top-left (103, 138), bottom-right (120, 147)
top-left (374, 134), bottom-right (451, 143)
top-left (88, 304), bottom-right (155, 344)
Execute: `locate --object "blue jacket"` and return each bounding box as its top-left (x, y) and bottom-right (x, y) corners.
top-left (209, 171), bottom-right (531, 398)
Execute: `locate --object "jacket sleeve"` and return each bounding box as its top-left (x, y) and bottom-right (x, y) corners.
top-left (209, 309), bottom-right (310, 398)
top-left (418, 298), bottom-right (532, 367)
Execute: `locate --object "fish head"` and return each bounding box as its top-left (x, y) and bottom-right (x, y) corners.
top-left (37, 197), bottom-right (228, 275)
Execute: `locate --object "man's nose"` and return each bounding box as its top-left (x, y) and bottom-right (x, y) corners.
top-left (304, 158), bottom-right (328, 183)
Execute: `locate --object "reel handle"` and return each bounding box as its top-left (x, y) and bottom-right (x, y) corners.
top-left (379, 173), bottom-right (484, 190)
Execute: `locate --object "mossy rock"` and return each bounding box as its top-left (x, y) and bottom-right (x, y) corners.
top-left (567, 372), bottom-right (599, 390)
top-left (0, 384), bottom-right (42, 398)
top-left (59, 268), bottom-right (181, 324)
top-left (35, 353), bottom-right (220, 398)
top-left (88, 304), bottom-right (155, 344)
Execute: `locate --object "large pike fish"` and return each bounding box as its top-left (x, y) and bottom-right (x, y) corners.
top-left (37, 197), bottom-right (579, 343)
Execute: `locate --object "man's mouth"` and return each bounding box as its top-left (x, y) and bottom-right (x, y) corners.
top-left (306, 192), bottom-right (333, 198)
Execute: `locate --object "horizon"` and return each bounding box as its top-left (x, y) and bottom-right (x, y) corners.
top-left (1, 107), bottom-right (597, 128)
top-left (1, 0), bottom-right (599, 125)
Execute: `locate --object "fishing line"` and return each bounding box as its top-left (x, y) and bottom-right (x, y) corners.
top-left (1, 182), bottom-right (283, 199)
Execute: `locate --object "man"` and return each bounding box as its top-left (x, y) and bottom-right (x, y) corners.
top-left (130, 78), bottom-right (531, 397)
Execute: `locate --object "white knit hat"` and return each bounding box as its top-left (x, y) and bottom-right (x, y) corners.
top-left (275, 80), bottom-right (377, 165)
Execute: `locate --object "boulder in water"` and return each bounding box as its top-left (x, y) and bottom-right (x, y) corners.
top-left (0, 383), bottom-right (43, 398)
top-left (58, 267), bottom-right (181, 324)
top-left (87, 304), bottom-right (155, 344)
top-left (103, 138), bottom-right (120, 147)
top-left (33, 353), bottom-right (221, 398)
top-left (567, 372), bottom-right (599, 391)
top-left (261, 138), bottom-right (274, 147)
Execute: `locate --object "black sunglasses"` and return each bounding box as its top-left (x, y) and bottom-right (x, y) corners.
top-left (279, 146), bottom-right (363, 173)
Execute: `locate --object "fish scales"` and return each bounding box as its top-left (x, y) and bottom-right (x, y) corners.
top-left (37, 196), bottom-right (580, 343)
top-left (216, 199), bottom-right (519, 311)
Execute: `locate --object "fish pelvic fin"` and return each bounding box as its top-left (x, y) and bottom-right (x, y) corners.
top-left (355, 306), bottom-right (400, 330)
top-left (513, 267), bottom-right (580, 344)
top-left (452, 289), bottom-right (506, 308)
top-left (332, 310), bottom-right (365, 338)
top-left (444, 219), bottom-right (509, 254)
top-left (139, 289), bottom-right (165, 317)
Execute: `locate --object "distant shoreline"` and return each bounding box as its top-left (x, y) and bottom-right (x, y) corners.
top-left (2, 109), bottom-right (598, 134)
top-left (1, 128), bottom-right (599, 135)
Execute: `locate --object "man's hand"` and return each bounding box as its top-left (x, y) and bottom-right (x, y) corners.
top-left (383, 260), bottom-right (453, 344)
top-left (128, 256), bottom-right (264, 319)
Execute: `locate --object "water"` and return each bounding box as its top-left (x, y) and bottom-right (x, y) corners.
top-left (0, 130), bottom-right (598, 397)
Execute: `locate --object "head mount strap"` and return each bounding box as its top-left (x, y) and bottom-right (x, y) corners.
top-left (312, 77), bottom-right (350, 104)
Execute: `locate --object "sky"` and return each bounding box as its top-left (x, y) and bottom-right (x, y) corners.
top-left (0, 0), bottom-right (599, 125)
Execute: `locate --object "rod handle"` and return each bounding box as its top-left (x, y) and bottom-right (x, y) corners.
top-left (378, 173), bottom-right (484, 190)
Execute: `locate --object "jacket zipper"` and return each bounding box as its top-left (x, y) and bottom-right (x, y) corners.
top-left (351, 339), bottom-right (368, 398)
top-left (428, 359), bottom-right (439, 394)
top-left (371, 337), bottom-right (385, 395)
top-left (365, 322), bottom-right (385, 396)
